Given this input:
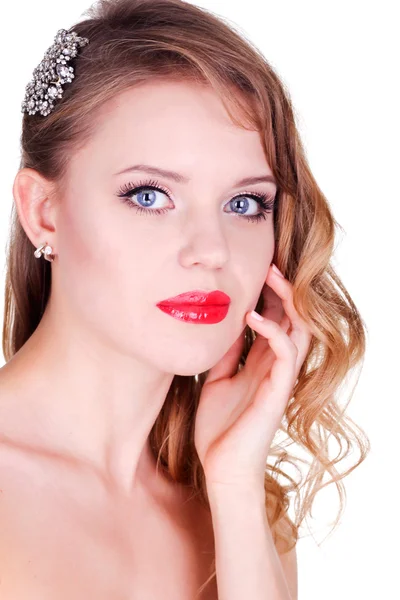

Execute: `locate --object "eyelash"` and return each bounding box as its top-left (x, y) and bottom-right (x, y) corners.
top-left (116, 178), bottom-right (275, 223)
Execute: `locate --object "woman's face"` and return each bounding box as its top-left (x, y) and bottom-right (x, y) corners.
top-left (54, 80), bottom-right (277, 375)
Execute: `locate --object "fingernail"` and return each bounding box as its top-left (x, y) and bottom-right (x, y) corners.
top-left (250, 310), bottom-right (264, 321)
top-left (271, 263), bottom-right (284, 278)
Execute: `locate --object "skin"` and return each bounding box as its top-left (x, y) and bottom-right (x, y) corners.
top-left (2, 79), bottom-right (277, 494)
top-left (0, 80), bottom-right (279, 596)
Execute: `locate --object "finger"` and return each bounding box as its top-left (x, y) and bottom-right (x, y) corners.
top-left (205, 329), bottom-right (245, 385)
top-left (279, 314), bottom-right (291, 334)
top-left (266, 268), bottom-right (313, 371)
top-left (262, 283), bottom-right (285, 325)
top-left (246, 313), bottom-right (298, 396)
top-left (250, 310), bottom-right (290, 359)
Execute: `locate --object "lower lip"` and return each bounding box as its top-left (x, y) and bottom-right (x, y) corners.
top-left (156, 303), bottom-right (230, 324)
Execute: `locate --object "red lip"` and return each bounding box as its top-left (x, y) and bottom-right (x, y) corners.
top-left (156, 290), bottom-right (231, 324)
top-left (157, 290), bottom-right (231, 306)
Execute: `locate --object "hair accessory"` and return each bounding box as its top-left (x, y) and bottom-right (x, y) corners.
top-left (21, 28), bottom-right (89, 117)
top-left (34, 242), bottom-right (55, 262)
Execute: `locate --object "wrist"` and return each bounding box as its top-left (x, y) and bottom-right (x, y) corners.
top-left (206, 480), bottom-right (266, 506)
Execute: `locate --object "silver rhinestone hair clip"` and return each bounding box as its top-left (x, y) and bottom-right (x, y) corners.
top-left (21, 28), bottom-right (89, 117)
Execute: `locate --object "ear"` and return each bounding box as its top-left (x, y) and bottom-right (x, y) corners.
top-left (12, 168), bottom-right (57, 251)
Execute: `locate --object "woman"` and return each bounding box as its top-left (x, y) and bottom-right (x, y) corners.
top-left (0, 0), bottom-right (370, 598)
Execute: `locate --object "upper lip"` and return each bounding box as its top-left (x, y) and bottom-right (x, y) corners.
top-left (157, 289), bottom-right (231, 306)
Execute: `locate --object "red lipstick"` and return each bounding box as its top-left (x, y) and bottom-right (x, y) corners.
top-left (156, 290), bottom-right (231, 324)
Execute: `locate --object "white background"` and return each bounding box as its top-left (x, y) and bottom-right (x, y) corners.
top-left (0, 1), bottom-right (398, 598)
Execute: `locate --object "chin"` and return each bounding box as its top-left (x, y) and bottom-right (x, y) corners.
top-left (149, 345), bottom-right (221, 377)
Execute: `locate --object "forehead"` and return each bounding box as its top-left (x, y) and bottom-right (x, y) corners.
top-left (74, 80), bottom-right (272, 180)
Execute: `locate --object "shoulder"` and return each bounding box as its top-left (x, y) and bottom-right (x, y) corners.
top-left (0, 440), bottom-right (31, 589)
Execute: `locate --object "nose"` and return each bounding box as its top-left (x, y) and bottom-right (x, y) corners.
top-left (178, 213), bottom-right (230, 270)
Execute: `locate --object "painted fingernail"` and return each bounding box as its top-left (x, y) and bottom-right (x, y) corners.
top-left (250, 310), bottom-right (264, 321)
top-left (271, 263), bottom-right (284, 278)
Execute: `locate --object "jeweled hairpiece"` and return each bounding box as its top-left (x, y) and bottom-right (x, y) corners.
top-left (21, 28), bottom-right (89, 117)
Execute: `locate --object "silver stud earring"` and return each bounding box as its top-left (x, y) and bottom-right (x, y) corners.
top-left (34, 242), bottom-right (55, 262)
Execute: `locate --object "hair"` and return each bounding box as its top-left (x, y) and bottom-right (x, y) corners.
top-left (2, 0), bottom-right (370, 596)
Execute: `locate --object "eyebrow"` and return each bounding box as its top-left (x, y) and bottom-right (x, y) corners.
top-left (113, 163), bottom-right (277, 188)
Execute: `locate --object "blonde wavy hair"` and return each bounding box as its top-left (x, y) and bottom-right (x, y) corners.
top-left (2, 0), bottom-right (370, 596)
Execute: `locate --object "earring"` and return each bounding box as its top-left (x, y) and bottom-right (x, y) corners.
top-left (34, 242), bottom-right (55, 262)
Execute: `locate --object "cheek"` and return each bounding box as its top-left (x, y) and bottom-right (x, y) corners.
top-left (55, 198), bottom-right (115, 306)
top-left (54, 198), bottom-right (157, 346)
top-left (232, 228), bottom-right (274, 297)
top-left (56, 197), bottom-right (114, 283)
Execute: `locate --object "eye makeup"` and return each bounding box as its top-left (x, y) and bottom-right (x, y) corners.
top-left (116, 177), bottom-right (275, 223)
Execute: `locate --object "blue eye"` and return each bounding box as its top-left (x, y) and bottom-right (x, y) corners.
top-left (225, 195), bottom-right (274, 222)
top-left (116, 178), bottom-right (275, 223)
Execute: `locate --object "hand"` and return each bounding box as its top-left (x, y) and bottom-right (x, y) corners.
top-left (194, 263), bottom-right (313, 490)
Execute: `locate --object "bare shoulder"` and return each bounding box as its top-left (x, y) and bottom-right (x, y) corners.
top-left (0, 435), bottom-right (99, 599)
top-left (0, 377), bottom-right (66, 596)
top-left (0, 439), bottom-right (40, 596)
